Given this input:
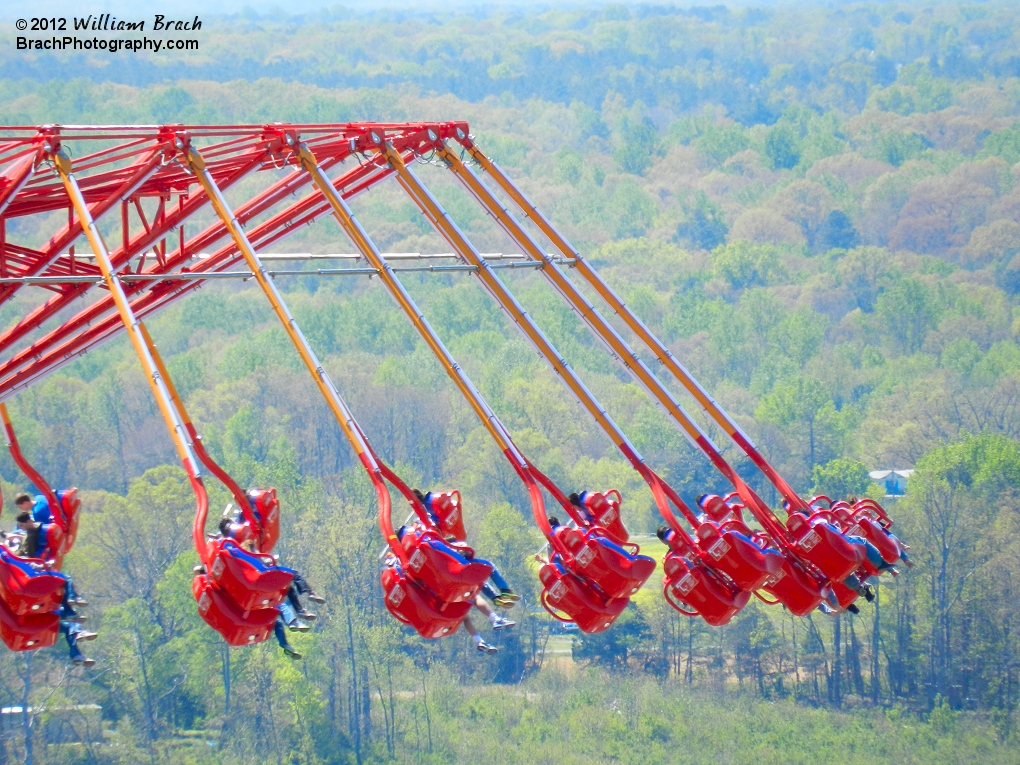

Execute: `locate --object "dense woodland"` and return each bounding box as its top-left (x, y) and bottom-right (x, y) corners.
top-left (2, 2), bottom-right (1020, 763)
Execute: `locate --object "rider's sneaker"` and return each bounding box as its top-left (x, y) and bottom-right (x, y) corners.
top-left (72, 656), bottom-right (95, 668)
top-left (847, 603), bottom-right (861, 614)
top-left (283, 645), bottom-right (302, 660)
top-left (497, 589), bottom-right (520, 603)
top-left (490, 616), bottom-right (516, 631)
top-left (287, 619), bottom-right (311, 633)
top-left (307, 592), bottom-right (326, 604)
top-left (296, 610), bottom-right (317, 621)
top-left (476, 640), bottom-right (498, 655)
top-left (65, 613), bottom-right (87, 624)
top-left (193, 565), bottom-right (206, 575)
top-left (69, 598), bottom-right (89, 608)
top-left (863, 587), bottom-right (875, 602)
top-left (76, 631), bottom-right (98, 642)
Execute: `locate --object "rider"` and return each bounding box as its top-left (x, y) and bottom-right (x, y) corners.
top-left (218, 500), bottom-right (326, 625)
top-left (0, 533), bottom-right (95, 665)
top-left (14, 492), bottom-right (53, 523)
top-left (412, 489), bottom-right (520, 611)
top-left (14, 511), bottom-right (88, 620)
top-left (392, 521), bottom-right (514, 652)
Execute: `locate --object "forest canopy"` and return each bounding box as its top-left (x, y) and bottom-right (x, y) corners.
top-left (2, 2), bottom-right (1020, 764)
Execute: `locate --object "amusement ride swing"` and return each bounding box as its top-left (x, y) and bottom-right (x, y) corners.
top-left (437, 136), bottom-right (911, 607)
top-left (0, 402), bottom-right (82, 650)
top-left (0, 121), bottom-right (912, 660)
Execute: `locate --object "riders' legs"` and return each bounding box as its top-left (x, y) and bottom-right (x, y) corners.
top-left (487, 566), bottom-right (510, 592)
top-left (273, 619), bottom-right (290, 649)
top-left (60, 621), bottom-right (83, 660)
top-left (279, 601), bottom-right (298, 625)
top-left (292, 572), bottom-right (311, 595)
top-left (474, 594), bottom-right (495, 619)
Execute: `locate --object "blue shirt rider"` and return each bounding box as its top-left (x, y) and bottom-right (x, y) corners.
top-left (15, 492), bottom-right (52, 524)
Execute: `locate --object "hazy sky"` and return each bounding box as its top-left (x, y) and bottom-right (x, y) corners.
top-left (0, 0), bottom-right (797, 22)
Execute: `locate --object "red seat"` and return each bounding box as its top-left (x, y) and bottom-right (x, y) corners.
top-left (380, 566), bottom-right (471, 639)
top-left (249, 488), bottom-right (281, 552)
top-left (554, 526), bottom-right (655, 599)
top-left (400, 528), bottom-right (492, 604)
top-left (760, 557), bottom-right (826, 616)
top-left (429, 491), bottom-right (467, 541)
top-left (192, 574), bottom-right (278, 646)
top-left (206, 539), bottom-right (294, 612)
top-left (695, 522), bottom-right (782, 592)
top-left (0, 551), bottom-right (65, 617)
top-left (0, 595), bottom-right (59, 651)
top-left (57, 489), bottom-right (82, 557)
top-left (538, 563), bottom-right (628, 633)
top-left (847, 514), bottom-right (900, 565)
top-left (828, 578), bottom-right (860, 611)
top-left (787, 513), bottom-right (865, 582)
top-left (580, 490), bottom-right (629, 544)
top-left (662, 554), bottom-right (750, 626)
top-left (40, 523), bottom-right (66, 569)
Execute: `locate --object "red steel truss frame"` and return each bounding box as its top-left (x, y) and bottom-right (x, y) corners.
top-left (0, 122), bottom-right (466, 398)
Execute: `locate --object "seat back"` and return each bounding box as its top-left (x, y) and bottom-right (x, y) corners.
top-left (557, 527), bottom-right (655, 599)
top-left (428, 491), bottom-right (467, 542)
top-left (761, 557), bottom-right (825, 616)
top-left (405, 534), bottom-right (489, 603)
top-left (695, 523), bottom-right (780, 592)
top-left (0, 550), bottom-right (65, 616)
top-left (192, 574), bottom-right (278, 646)
top-left (56, 489), bottom-right (81, 556)
top-left (207, 539), bottom-right (294, 612)
top-left (249, 488), bottom-right (281, 552)
top-left (789, 515), bottom-right (864, 581)
top-left (538, 563), bottom-right (628, 633)
top-left (380, 566), bottom-right (472, 639)
top-left (662, 554), bottom-right (749, 626)
top-left (402, 532), bottom-right (492, 604)
top-left (40, 523), bottom-right (65, 569)
top-left (0, 595), bottom-right (60, 651)
top-left (846, 516), bottom-right (900, 565)
top-left (580, 490), bottom-right (629, 544)
top-left (829, 578), bottom-right (860, 611)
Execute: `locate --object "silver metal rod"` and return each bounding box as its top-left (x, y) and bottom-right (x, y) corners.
top-left (0, 258), bottom-right (575, 284)
top-left (48, 251), bottom-right (535, 262)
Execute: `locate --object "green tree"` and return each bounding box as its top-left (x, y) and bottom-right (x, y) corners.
top-left (756, 376), bottom-right (832, 469)
top-left (874, 278), bottom-right (945, 354)
top-left (710, 241), bottom-right (787, 290)
top-left (811, 457), bottom-right (871, 500)
top-left (676, 192), bottom-right (728, 250)
top-left (764, 123), bottom-right (801, 170)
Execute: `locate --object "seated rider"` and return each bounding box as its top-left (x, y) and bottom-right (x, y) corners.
top-left (15, 491), bottom-right (53, 524)
top-left (14, 511), bottom-right (89, 621)
top-left (845, 496), bottom-right (914, 569)
top-left (0, 523), bottom-right (96, 666)
top-left (412, 489), bottom-right (520, 609)
top-left (221, 492), bottom-right (326, 612)
top-left (213, 515), bottom-right (324, 637)
top-left (393, 521), bottom-right (513, 654)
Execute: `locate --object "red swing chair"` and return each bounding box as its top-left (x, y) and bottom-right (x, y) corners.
top-left (0, 404), bottom-right (76, 651)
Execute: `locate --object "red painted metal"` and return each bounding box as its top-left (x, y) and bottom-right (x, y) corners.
top-left (0, 122), bottom-right (904, 637)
